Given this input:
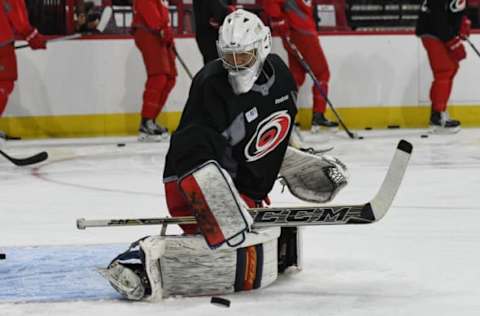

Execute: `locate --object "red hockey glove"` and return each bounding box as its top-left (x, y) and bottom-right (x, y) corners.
top-left (26, 29), bottom-right (47, 50)
top-left (446, 36), bottom-right (466, 62)
top-left (160, 27), bottom-right (174, 45)
top-left (460, 16), bottom-right (472, 38)
top-left (270, 19), bottom-right (289, 37)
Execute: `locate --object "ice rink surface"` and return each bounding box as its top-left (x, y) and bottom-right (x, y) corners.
top-left (1, 128), bottom-right (479, 316)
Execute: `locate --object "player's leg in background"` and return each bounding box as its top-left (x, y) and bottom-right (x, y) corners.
top-left (0, 45), bottom-right (17, 138)
top-left (421, 36), bottom-right (461, 133)
top-left (134, 30), bottom-right (171, 141)
top-left (291, 32), bottom-right (338, 131)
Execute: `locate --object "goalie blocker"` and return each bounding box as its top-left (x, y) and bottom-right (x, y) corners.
top-left (100, 227), bottom-right (302, 301)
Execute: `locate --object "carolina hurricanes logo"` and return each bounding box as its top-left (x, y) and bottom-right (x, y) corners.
top-left (244, 111), bottom-right (291, 162)
top-left (450, 0), bottom-right (466, 12)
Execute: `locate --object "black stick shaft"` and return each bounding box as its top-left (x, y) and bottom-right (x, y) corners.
top-left (173, 46), bottom-right (194, 80)
top-left (465, 37), bottom-right (480, 58)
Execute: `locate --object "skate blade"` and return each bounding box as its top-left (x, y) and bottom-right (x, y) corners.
top-left (429, 125), bottom-right (461, 135)
top-left (138, 133), bottom-right (169, 143)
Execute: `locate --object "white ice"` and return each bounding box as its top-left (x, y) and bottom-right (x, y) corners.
top-left (1, 129), bottom-right (479, 316)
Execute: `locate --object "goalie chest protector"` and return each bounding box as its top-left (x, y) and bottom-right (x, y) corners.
top-left (164, 54), bottom-right (298, 200)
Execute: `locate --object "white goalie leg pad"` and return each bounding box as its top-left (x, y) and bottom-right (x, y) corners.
top-left (179, 160), bottom-right (253, 248)
top-left (98, 237), bottom-right (164, 301)
top-left (103, 228), bottom-right (281, 300)
top-left (279, 146), bottom-right (349, 203)
top-left (157, 228), bottom-right (279, 297)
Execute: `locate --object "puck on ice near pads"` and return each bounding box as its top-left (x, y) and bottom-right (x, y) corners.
top-left (0, 253), bottom-right (5, 260)
top-left (421, 134), bottom-right (429, 138)
top-left (210, 296), bottom-right (230, 307)
top-left (117, 143), bottom-right (126, 147)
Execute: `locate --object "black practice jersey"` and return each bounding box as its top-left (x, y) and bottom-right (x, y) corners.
top-left (164, 54), bottom-right (298, 200)
top-left (416, 0), bottom-right (466, 42)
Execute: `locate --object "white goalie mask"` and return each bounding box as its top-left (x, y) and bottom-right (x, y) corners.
top-left (217, 9), bottom-right (272, 95)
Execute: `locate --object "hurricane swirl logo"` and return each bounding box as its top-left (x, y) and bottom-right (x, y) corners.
top-left (244, 111), bottom-right (291, 162)
top-left (450, 0), bottom-right (466, 12)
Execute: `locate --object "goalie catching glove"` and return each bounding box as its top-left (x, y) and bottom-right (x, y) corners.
top-left (279, 146), bottom-right (348, 203)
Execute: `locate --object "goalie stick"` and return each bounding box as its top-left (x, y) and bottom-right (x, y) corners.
top-left (0, 150), bottom-right (48, 166)
top-left (77, 140), bottom-right (412, 230)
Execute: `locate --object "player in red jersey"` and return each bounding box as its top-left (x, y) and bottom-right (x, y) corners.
top-left (131, 0), bottom-right (177, 141)
top-left (0, 0), bottom-right (46, 138)
top-left (263, 0), bottom-right (338, 131)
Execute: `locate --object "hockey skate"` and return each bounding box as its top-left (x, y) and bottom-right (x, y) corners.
top-left (138, 119), bottom-right (169, 142)
top-left (430, 111), bottom-right (461, 134)
top-left (311, 112), bottom-right (338, 133)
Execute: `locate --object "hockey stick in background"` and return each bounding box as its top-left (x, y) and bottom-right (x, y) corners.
top-left (173, 46), bottom-right (194, 80)
top-left (283, 36), bottom-right (361, 140)
top-left (0, 150), bottom-right (48, 166)
top-left (464, 37), bottom-right (480, 58)
top-left (15, 7), bottom-right (113, 50)
top-left (15, 33), bottom-right (82, 50)
top-left (77, 139), bottom-right (412, 230)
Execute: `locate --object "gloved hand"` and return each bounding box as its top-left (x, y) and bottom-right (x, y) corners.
top-left (27, 29), bottom-right (47, 50)
top-left (209, 17), bottom-right (221, 29)
top-left (270, 18), bottom-right (289, 37)
top-left (241, 194), bottom-right (271, 208)
top-left (460, 16), bottom-right (472, 38)
top-left (160, 27), bottom-right (174, 45)
top-left (446, 36), bottom-right (466, 62)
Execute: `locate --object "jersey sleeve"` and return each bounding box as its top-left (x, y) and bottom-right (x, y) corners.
top-left (167, 70), bottom-right (230, 177)
top-left (5, 0), bottom-right (34, 38)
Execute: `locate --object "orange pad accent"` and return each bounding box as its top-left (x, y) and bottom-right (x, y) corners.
top-left (243, 246), bottom-right (258, 291)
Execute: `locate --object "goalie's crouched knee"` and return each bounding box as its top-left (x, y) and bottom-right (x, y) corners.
top-left (101, 227), bottom-right (302, 300)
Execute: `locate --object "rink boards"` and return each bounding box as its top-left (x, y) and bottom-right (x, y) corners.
top-left (1, 34), bottom-right (480, 137)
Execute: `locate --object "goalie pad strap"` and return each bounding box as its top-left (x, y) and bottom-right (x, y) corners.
top-left (179, 160), bottom-right (253, 248)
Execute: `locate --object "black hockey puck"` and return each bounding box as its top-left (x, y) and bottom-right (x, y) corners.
top-left (358, 136), bottom-right (364, 140)
top-left (210, 296), bottom-right (230, 308)
top-left (420, 134), bottom-right (429, 138)
top-left (387, 125), bottom-right (400, 129)
top-left (364, 127), bottom-right (372, 130)
top-left (0, 253), bottom-right (5, 260)
top-left (117, 143), bottom-right (126, 147)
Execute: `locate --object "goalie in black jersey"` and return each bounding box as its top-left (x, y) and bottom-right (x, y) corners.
top-left (101, 9), bottom-right (348, 301)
